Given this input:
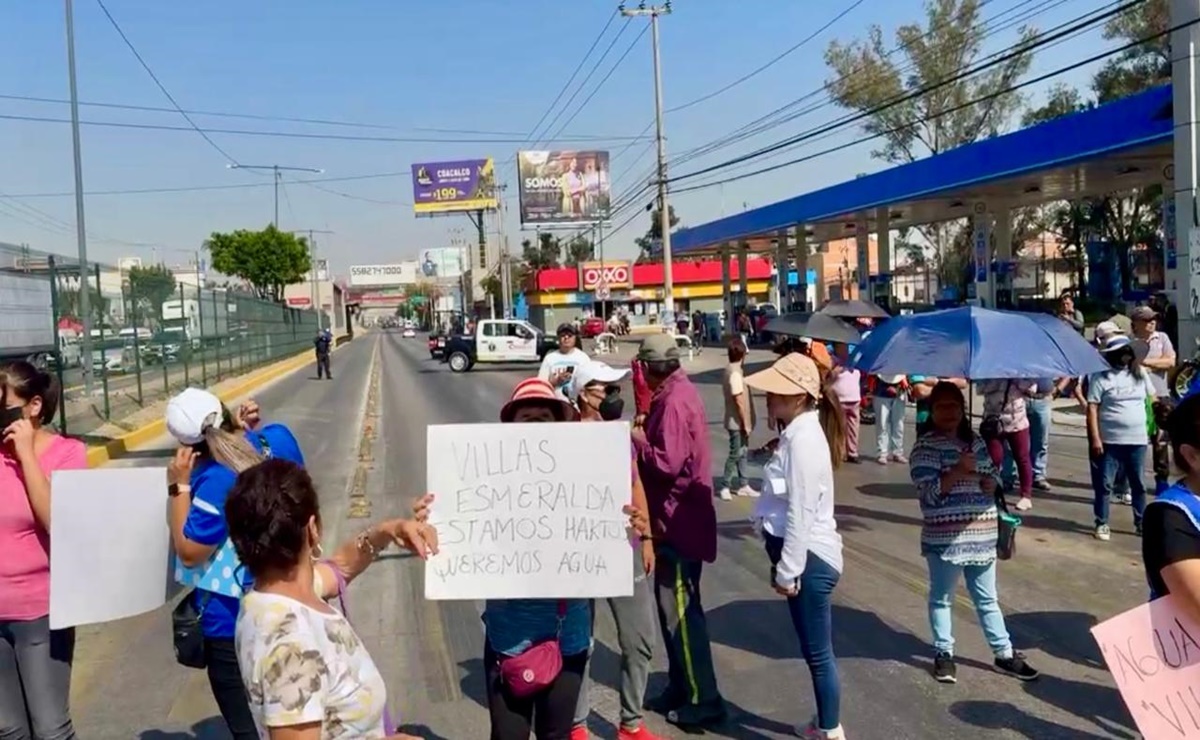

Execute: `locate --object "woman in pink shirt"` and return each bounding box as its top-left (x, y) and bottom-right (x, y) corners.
top-left (0, 361), bottom-right (86, 740)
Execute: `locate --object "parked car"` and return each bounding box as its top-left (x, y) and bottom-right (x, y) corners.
top-left (441, 319), bottom-right (557, 373)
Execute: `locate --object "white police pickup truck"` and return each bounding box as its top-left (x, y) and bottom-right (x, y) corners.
top-left (441, 319), bottom-right (558, 373)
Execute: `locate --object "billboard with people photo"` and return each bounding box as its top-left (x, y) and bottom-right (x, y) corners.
top-left (517, 150), bottom-right (610, 226)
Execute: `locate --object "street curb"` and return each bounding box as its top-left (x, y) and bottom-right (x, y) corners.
top-left (84, 348), bottom-right (320, 467)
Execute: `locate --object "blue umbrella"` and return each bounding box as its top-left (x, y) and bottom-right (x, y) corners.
top-left (850, 306), bottom-right (1110, 379)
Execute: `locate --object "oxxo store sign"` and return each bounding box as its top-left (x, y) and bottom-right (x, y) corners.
top-left (579, 261), bottom-right (632, 292)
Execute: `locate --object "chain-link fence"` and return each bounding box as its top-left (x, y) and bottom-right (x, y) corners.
top-left (0, 242), bottom-right (319, 439)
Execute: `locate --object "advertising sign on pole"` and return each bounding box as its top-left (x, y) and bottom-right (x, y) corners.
top-left (412, 159), bottom-right (498, 215)
top-left (349, 263), bottom-right (419, 287)
top-left (517, 150), bottom-right (611, 226)
top-left (419, 247), bottom-right (465, 280)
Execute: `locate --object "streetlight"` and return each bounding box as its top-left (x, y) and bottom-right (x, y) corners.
top-left (227, 163), bottom-right (324, 227)
top-left (64, 0), bottom-right (94, 397)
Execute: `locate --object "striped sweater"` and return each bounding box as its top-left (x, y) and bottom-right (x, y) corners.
top-left (909, 431), bottom-right (1001, 566)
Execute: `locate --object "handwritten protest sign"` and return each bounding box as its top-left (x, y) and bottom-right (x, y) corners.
top-left (1092, 596), bottom-right (1200, 737)
top-left (425, 421), bottom-right (634, 600)
top-left (50, 468), bottom-right (177, 629)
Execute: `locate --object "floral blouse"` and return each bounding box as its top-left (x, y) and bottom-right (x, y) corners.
top-left (235, 591), bottom-right (386, 739)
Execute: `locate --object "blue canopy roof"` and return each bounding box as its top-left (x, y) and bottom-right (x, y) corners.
top-left (671, 84), bottom-right (1173, 254)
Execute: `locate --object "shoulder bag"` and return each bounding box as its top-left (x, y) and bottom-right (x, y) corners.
top-left (995, 490), bottom-right (1021, 560)
top-left (321, 562), bottom-right (397, 734)
top-left (497, 600), bottom-right (569, 699)
top-left (980, 382), bottom-right (1013, 442)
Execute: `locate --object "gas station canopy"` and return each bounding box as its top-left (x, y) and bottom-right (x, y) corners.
top-left (671, 84), bottom-right (1173, 255)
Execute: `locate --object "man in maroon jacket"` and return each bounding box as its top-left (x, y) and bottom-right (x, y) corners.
top-left (631, 333), bottom-right (726, 729)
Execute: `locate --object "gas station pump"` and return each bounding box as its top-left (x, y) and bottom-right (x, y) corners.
top-left (992, 260), bottom-right (1016, 310)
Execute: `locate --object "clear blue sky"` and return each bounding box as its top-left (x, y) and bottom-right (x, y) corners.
top-left (0, 0), bottom-right (1106, 273)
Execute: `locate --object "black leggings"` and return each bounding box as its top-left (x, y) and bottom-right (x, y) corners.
top-left (484, 643), bottom-right (588, 740)
top-left (204, 638), bottom-right (257, 740)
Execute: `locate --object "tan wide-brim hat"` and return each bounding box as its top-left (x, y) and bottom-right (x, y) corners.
top-left (745, 352), bottom-right (822, 398)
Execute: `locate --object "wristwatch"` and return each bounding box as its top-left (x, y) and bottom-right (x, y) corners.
top-left (168, 483), bottom-right (181, 498)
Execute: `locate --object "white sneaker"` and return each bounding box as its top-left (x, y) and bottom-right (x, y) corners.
top-left (1015, 497), bottom-right (1032, 512)
top-left (736, 485), bottom-right (761, 498)
top-left (795, 718), bottom-right (845, 739)
top-left (1095, 524), bottom-right (1111, 541)
top-left (717, 488), bottom-right (733, 501)
top-left (1122, 492), bottom-right (1133, 505)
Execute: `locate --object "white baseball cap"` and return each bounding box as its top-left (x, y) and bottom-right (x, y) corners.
top-left (569, 361), bottom-right (630, 400)
top-left (1094, 320), bottom-right (1124, 345)
top-left (166, 388), bottom-right (224, 445)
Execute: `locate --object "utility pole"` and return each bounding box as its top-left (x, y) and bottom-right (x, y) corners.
top-left (228, 164), bottom-right (324, 227)
top-left (290, 229), bottom-right (334, 330)
top-left (621, 1), bottom-right (674, 323)
top-left (64, 0), bottom-right (93, 397)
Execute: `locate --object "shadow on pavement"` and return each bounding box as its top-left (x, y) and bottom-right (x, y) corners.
top-left (137, 717), bottom-right (230, 739)
top-left (457, 657), bottom-right (488, 709)
top-left (1004, 611), bottom-right (1105, 669)
top-left (950, 696), bottom-right (1134, 740)
top-left (399, 723), bottom-right (455, 740)
top-left (107, 447), bottom-right (177, 460)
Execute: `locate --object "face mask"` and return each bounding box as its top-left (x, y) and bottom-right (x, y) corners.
top-left (598, 389), bottom-right (625, 421)
top-left (0, 405), bottom-right (24, 430)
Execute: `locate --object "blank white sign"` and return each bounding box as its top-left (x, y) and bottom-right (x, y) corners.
top-left (50, 467), bottom-right (176, 629)
top-left (425, 422), bottom-right (635, 600)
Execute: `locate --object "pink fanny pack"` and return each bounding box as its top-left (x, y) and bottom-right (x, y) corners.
top-left (497, 600), bottom-right (568, 699)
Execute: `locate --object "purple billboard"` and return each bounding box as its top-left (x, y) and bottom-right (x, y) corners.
top-left (411, 158), bottom-right (498, 214)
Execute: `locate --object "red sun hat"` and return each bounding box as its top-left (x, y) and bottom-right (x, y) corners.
top-left (500, 378), bottom-right (579, 423)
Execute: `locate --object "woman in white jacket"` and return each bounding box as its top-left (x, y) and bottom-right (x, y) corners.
top-left (744, 353), bottom-right (847, 740)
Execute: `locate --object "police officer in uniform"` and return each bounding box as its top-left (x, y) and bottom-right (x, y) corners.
top-left (314, 328), bottom-right (332, 380)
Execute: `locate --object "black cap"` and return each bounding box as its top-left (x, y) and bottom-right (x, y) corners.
top-left (556, 323), bottom-right (578, 337)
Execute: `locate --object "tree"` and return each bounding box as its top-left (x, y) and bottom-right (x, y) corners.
top-left (635, 205), bottom-right (680, 263)
top-left (824, 0), bottom-right (1038, 289)
top-left (127, 264), bottom-right (176, 326)
top-left (59, 283), bottom-right (109, 324)
top-left (1093, 0), bottom-right (1168, 103)
top-left (1021, 83), bottom-right (1089, 127)
top-left (521, 233), bottom-right (562, 270)
top-left (563, 234), bottom-right (595, 267)
top-left (204, 224), bottom-right (311, 302)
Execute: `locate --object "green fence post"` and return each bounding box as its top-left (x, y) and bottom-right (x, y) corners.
top-left (96, 265), bottom-right (110, 421)
top-left (211, 289), bottom-right (221, 382)
top-left (178, 282), bottom-right (189, 387)
top-left (159, 298), bottom-right (169, 394)
top-left (130, 288), bottom-right (144, 407)
top-left (48, 256), bottom-right (67, 434)
top-left (197, 285), bottom-right (207, 387)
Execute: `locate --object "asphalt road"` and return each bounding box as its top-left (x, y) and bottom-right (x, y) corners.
top-left (71, 331), bottom-right (1142, 739)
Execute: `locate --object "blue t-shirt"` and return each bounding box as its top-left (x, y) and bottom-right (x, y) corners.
top-left (183, 424), bottom-right (304, 638)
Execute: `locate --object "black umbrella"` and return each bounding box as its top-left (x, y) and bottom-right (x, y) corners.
top-left (764, 312), bottom-right (862, 345)
top-left (819, 299), bottom-right (890, 319)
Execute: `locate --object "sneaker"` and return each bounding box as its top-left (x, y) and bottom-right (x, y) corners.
top-left (994, 652), bottom-right (1040, 681)
top-left (643, 687), bottom-right (686, 713)
top-left (666, 699), bottom-right (727, 728)
top-left (570, 726), bottom-right (590, 740)
top-left (1095, 524), bottom-right (1111, 541)
top-left (890, 453), bottom-right (909, 464)
top-left (1136, 522), bottom-right (1144, 537)
top-left (736, 485), bottom-right (761, 498)
top-left (933, 652), bottom-right (957, 683)
top-left (876, 456), bottom-right (889, 465)
top-left (1123, 492), bottom-right (1133, 505)
top-left (618, 724), bottom-right (666, 740)
top-left (1033, 478), bottom-right (1052, 491)
top-left (1015, 497), bottom-right (1032, 512)
top-left (717, 488), bottom-right (733, 501)
top-left (846, 455), bottom-right (860, 464)
top-left (795, 718), bottom-right (847, 739)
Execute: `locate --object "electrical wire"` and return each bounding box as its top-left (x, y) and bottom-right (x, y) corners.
top-left (668, 0), bottom-right (1141, 185)
top-left (533, 21), bottom-right (632, 149)
top-left (542, 23), bottom-right (650, 145)
top-left (94, 0), bottom-right (242, 166)
top-left (4, 170), bottom-right (409, 199)
top-left (525, 9), bottom-right (620, 145)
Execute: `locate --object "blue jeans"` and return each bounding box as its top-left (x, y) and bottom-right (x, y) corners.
top-left (925, 556), bottom-right (1013, 659)
top-left (873, 396), bottom-right (906, 458)
top-left (1027, 397), bottom-right (1052, 481)
top-left (764, 534), bottom-right (841, 731)
top-left (1092, 443), bottom-right (1148, 527)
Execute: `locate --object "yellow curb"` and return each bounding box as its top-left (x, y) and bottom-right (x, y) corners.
top-left (85, 349), bottom-right (317, 467)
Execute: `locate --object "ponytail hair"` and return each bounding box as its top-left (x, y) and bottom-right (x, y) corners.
top-left (816, 383), bottom-right (847, 470)
top-left (196, 406), bottom-right (263, 473)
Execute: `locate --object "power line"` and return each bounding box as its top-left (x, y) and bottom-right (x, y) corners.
top-left (525, 9), bottom-right (620, 144)
top-left (0, 112), bottom-right (652, 144)
top-left (4, 170), bottom-right (409, 198)
top-left (670, 12), bottom-right (1179, 198)
top-left (543, 23), bottom-right (650, 144)
top-left (668, 0), bottom-right (1138, 185)
top-left (94, 0), bottom-right (242, 166)
top-left (533, 20), bottom-right (632, 149)
top-left (0, 92), bottom-right (642, 140)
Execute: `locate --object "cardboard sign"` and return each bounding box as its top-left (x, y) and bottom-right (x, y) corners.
top-left (424, 421), bottom-right (634, 600)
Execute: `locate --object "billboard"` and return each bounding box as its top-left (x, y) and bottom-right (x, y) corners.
top-left (348, 262), bottom-right (419, 287)
top-left (411, 159), bottom-right (498, 215)
top-left (517, 150), bottom-right (610, 226)
top-left (419, 247), bottom-right (465, 280)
